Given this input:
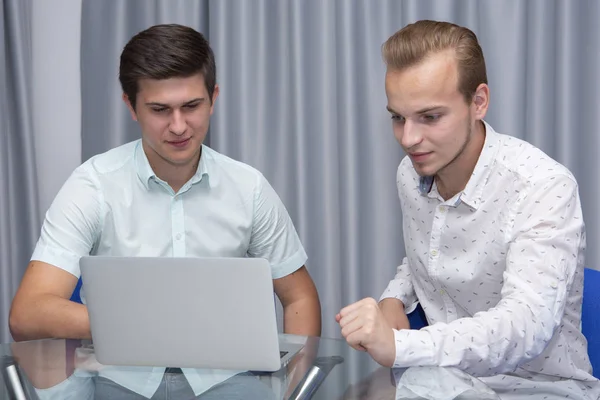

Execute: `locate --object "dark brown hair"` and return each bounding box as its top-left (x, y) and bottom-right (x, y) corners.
top-left (119, 24), bottom-right (216, 109)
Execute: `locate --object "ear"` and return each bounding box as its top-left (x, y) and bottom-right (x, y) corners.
top-left (472, 83), bottom-right (489, 120)
top-left (209, 84), bottom-right (220, 115)
top-left (122, 93), bottom-right (138, 121)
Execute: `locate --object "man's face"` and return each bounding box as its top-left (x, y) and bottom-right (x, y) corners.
top-left (123, 73), bottom-right (219, 172)
top-left (385, 50), bottom-right (481, 177)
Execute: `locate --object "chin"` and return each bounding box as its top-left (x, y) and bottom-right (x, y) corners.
top-left (170, 155), bottom-right (197, 166)
top-left (411, 163), bottom-right (437, 177)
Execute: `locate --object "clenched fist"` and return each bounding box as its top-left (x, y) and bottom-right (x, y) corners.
top-left (336, 297), bottom-right (396, 367)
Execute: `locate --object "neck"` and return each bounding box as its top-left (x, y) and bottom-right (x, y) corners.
top-left (143, 142), bottom-right (201, 193)
top-left (435, 120), bottom-right (486, 200)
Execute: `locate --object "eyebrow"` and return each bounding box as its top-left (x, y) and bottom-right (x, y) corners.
top-left (145, 97), bottom-right (205, 108)
top-left (386, 105), bottom-right (447, 115)
top-left (415, 106), bottom-right (447, 114)
top-left (386, 106), bottom-right (400, 115)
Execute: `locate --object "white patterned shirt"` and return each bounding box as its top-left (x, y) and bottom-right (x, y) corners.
top-left (381, 121), bottom-right (599, 399)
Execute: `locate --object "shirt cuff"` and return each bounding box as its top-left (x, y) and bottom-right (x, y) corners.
top-left (379, 280), bottom-right (419, 314)
top-left (393, 328), bottom-right (435, 368)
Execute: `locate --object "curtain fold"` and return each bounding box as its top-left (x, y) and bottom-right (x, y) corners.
top-left (2, 0), bottom-right (593, 353)
top-left (0, 0), bottom-right (40, 343)
top-left (205, 0), bottom-right (600, 343)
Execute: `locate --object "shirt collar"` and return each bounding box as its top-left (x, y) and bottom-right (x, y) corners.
top-left (459, 120), bottom-right (500, 209)
top-left (134, 141), bottom-right (213, 190)
top-left (418, 120), bottom-right (500, 210)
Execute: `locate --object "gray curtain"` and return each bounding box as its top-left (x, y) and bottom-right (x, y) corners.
top-left (0, 0), bottom-right (597, 382)
top-left (2, 0), bottom-right (595, 353)
top-left (0, 0), bottom-right (40, 343)
top-left (79, 0), bottom-right (600, 347)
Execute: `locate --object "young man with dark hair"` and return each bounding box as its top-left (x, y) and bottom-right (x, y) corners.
top-left (10, 24), bottom-right (321, 398)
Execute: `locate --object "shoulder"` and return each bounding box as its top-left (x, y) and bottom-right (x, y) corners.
top-left (81, 140), bottom-right (139, 178)
top-left (203, 145), bottom-right (266, 190)
top-left (493, 133), bottom-right (576, 186)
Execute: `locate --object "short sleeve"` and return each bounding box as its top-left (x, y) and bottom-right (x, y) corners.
top-left (247, 174), bottom-right (307, 279)
top-left (31, 164), bottom-right (103, 277)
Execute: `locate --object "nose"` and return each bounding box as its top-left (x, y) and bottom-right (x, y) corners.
top-left (398, 119), bottom-right (422, 150)
top-left (169, 110), bottom-right (187, 136)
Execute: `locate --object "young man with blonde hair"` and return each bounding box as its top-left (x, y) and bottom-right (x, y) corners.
top-left (338, 20), bottom-right (599, 399)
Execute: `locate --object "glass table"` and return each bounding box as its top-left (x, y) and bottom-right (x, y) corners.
top-left (1, 335), bottom-right (499, 399)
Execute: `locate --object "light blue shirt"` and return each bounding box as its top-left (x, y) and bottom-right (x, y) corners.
top-left (31, 140), bottom-right (307, 397)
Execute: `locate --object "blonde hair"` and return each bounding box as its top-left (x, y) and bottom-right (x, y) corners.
top-left (382, 20), bottom-right (487, 103)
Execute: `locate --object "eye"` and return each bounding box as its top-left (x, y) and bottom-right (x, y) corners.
top-left (151, 107), bottom-right (168, 113)
top-left (422, 114), bottom-right (441, 123)
top-left (391, 114), bottom-right (405, 123)
top-left (183, 103), bottom-right (199, 110)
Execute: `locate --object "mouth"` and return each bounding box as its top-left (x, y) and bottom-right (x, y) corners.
top-left (408, 152), bottom-right (432, 162)
top-left (167, 138), bottom-right (191, 148)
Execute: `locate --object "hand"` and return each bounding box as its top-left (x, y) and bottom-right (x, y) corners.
top-left (379, 298), bottom-right (410, 330)
top-left (336, 298), bottom-right (396, 367)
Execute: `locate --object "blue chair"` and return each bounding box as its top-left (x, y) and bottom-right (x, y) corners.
top-left (70, 277), bottom-right (83, 303)
top-left (582, 267), bottom-right (600, 378)
top-left (407, 303), bottom-right (428, 330)
top-left (407, 267), bottom-right (599, 378)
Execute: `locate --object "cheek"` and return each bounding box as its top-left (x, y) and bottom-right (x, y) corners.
top-left (189, 111), bottom-right (212, 130)
top-left (140, 119), bottom-right (169, 141)
top-left (435, 119), bottom-right (465, 147)
top-left (392, 124), bottom-right (403, 143)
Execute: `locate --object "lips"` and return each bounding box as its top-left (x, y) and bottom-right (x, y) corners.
top-left (167, 138), bottom-right (191, 148)
top-left (409, 152), bottom-right (432, 162)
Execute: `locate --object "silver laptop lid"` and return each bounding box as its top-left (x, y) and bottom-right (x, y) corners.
top-left (80, 256), bottom-right (283, 371)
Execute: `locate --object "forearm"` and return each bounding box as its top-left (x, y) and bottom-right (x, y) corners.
top-left (392, 298), bottom-right (554, 376)
top-left (10, 294), bottom-right (91, 341)
top-left (379, 298), bottom-right (410, 330)
top-left (283, 296), bottom-right (322, 336)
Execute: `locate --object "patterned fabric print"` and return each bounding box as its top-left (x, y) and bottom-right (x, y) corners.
top-left (381, 121), bottom-right (599, 399)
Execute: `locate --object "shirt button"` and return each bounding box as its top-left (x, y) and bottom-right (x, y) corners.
top-left (439, 289), bottom-right (446, 296)
top-left (175, 234), bottom-right (182, 241)
top-left (431, 249), bottom-right (438, 257)
top-left (439, 207), bottom-right (446, 213)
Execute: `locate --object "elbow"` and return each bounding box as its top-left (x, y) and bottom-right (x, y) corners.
top-left (9, 301), bottom-right (33, 342)
top-left (9, 306), bottom-right (27, 342)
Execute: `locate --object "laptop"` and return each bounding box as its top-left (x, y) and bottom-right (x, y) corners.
top-left (80, 256), bottom-right (304, 371)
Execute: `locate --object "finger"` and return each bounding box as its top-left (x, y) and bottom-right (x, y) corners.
top-left (339, 301), bottom-right (380, 329)
top-left (339, 297), bottom-right (377, 318)
top-left (340, 315), bottom-right (365, 340)
top-left (338, 309), bottom-right (362, 330)
top-left (345, 330), bottom-right (368, 352)
top-left (335, 313), bottom-right (341, 323)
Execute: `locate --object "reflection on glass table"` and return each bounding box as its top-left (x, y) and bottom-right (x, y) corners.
top-left (339, 365), bottom-right (500, 400)
top-left (1, 335), bottom-right (501, 400)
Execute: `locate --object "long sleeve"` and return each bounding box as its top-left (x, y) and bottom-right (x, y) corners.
top-left (379, 257), bottom-right (419, 314)
top-left (391, 174), bottom-right (585, 377)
